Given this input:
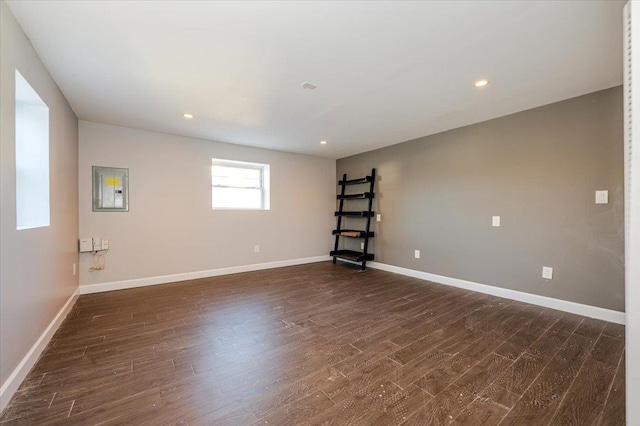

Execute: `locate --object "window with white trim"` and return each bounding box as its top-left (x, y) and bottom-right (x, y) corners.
top-left (15, 70), bottom-right (50, 230)
top-left (211, 159), bottom-right (270, 210)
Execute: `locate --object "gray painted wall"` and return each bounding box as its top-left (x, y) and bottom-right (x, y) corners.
top-left (78, 121), bottom-right (336, 287)
top-left (0, 0), bottom-right (79, 387)
top-left (337, 87), bottom-right (624, 311)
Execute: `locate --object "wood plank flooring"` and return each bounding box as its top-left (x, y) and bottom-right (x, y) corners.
top-left (0, 262), bottom-right (625, 425)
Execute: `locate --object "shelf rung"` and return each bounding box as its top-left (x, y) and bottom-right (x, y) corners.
top-left (334, 211), bottom-right (375, 217)
top-left (337, 192), bottom-right (374, 200)
top-left (338, 176), bottom-right (373, 186)
top-left (332, 229), bottom-right (374, 238)
top-left (330, 249), bottom-right (374, 262)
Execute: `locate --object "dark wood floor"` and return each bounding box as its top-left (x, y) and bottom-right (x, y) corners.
top-left (0, 262), bottom-right (625, 425)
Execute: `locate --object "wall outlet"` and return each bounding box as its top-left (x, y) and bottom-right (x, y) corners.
top-left (542, 266), bottom-right (553, 280)
top-left (361, 242), bottom-right (365, 250)
top-left (595, 190), bottom-right (609, 204)
top-left (492, 216), bottom-right (501, 227)
top-left (254, 245), bottom-right (260, 253)
top-left (376, 214), bottom-right (381, 222)
top-left (73, 263), bottom-right (77, 276)
top-left (414, 250), bottom-right (420, 259)
top-left (101, 239), bottom-right (109, 250)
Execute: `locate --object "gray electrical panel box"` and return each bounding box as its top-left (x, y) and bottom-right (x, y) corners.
top-left (92, 166), bottom-right (129, 212)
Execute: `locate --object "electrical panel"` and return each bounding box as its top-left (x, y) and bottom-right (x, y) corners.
top-left (92, 166), bottom-right (129, 212)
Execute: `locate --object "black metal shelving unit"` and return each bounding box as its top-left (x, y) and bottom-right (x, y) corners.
top-left (330, 168), bottom-right (376, 271)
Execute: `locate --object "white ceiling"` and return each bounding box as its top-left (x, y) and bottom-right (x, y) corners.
top-left (7, 0), bottom-right (625, 159)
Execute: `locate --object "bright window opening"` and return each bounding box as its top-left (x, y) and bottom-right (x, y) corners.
top-left (15, 70), bottom-right (50, 230)
top-left (212, 159), bottom-right (270, 210)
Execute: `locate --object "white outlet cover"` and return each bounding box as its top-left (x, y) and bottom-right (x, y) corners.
top-left (414, 250), bottom-right (420, 259)
top-left (361, 242), bottom-right (365, 249)
top-left (254, 245), bottom-right (260, 253)
top-left (595, 190), bottom-right (609, 204)
top-left (542, 266), bottom-right (553, 280)
top-left (492, 216), bottom-right (501, 227)
top-left (376, 214), bottom-right (381, 222)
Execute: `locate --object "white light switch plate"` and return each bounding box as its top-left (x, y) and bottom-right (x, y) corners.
top-left (414, 250), bottom-right (420, 259)
top-left (542, 266), bottom-right (553, 280)
top-left (492, 216), bottom-right (500, 227)
top-left (376, 214), bottom-right (381, 222)
top-left (595, 190), bottom-right (608, 204)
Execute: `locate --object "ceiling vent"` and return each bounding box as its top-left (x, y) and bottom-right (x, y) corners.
top-left (301, 81), bottom-right (317, 90)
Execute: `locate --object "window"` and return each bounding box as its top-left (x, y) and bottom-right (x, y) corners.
top-left (211, 159), bottom-right (270, 210)
top-left (15, 70), bottom-right (50, 230)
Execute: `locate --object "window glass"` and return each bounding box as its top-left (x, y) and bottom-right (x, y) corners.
top-left (211, 159), bottom-right (270, 210)
top-left (15, 70), bottom-right (50, 230)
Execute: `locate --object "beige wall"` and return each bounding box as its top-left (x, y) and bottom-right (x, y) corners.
top-left (338, 87), bottom-right (624, 311)
top-left (0, 1), bottom-right (79, 387)
top-left (78, 121), bottom-right (335, 287)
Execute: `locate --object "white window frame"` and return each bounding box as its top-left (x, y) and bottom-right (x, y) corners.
top-left (15, 69), bottom-right (50, 230)
top-left (211, 158), bottom-right (270, 210)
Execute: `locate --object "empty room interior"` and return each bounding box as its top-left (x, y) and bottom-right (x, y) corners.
top-left (2, 0), bottom-right (640, 425)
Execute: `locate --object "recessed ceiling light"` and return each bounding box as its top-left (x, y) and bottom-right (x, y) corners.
top-left (301, 82), bottom-right (317, 90)
top-left (183, 113), bottom-right (194, 119)
top-left (320, 140), bottom-right (328, 145)
top-left (474, 79), bottom-right (489, 88)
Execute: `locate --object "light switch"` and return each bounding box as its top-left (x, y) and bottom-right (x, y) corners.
top-left (595, 190), bottom-right (608, 204)
top-left (376, 214), bottom-right (381, 222)
top-left (542, 266), bottom-right (553, 280)
top-left (492, 216), bottom-right (501, 227)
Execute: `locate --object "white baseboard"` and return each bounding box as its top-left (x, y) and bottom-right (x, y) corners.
top-left (368, 261), bottom-right (626, 325)
top-left (80, 256), bottom-right (332, 295)
top-left (79, 256), bottom-right (626, 323)
top-left (0, 289), bottom-right (79, 413)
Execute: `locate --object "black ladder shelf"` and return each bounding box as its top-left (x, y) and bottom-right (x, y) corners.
top-left (330, 168), bottom-right (376, 271)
